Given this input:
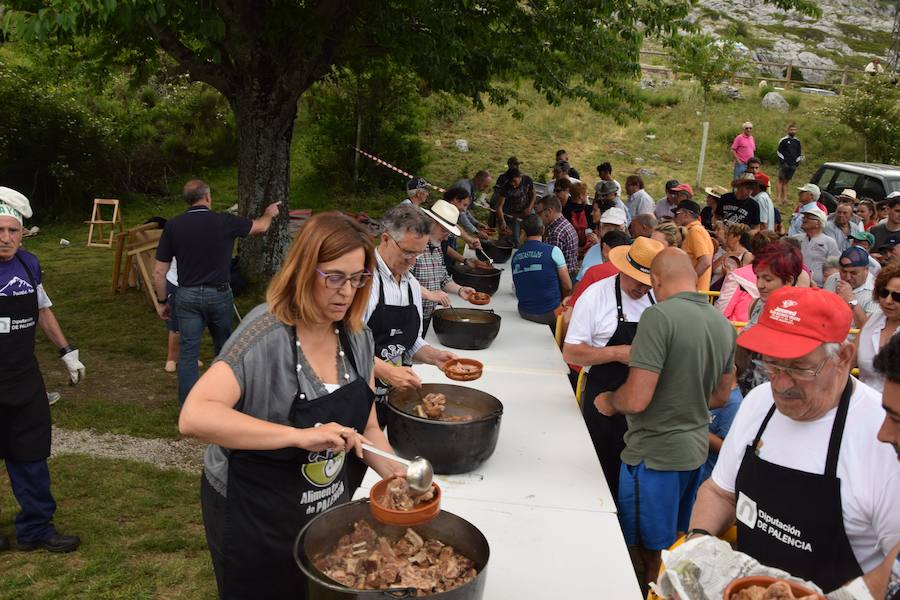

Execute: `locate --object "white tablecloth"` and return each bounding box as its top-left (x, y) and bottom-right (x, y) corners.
top-left (431, 264), bottom-right (570, 375)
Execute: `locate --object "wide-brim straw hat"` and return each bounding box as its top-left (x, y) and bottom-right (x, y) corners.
top-left (608, 236), bottom-right (666, 286)
top-left (421, 199), bottom-right (462, 236)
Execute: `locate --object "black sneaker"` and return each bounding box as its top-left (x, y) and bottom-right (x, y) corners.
top-left (0, 534), bottom-right (9, 552)
top-left (17, 533), bottom-right (81, 553)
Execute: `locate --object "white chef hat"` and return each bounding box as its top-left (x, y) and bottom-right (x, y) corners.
top-left (0, 187), bottom-right (33, 224)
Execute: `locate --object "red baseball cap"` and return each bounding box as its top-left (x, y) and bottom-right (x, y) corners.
top-left (670, 183), bottom-right (693, 196)
top-left (754, 173), bottom-right (770, 189)
top-left (737, 287), bottom-right (852, 359)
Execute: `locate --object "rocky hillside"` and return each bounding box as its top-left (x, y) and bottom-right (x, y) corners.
top-left (692, 0), bottom-right (897, 83)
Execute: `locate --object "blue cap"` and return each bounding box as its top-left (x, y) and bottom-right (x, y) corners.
top-left (839, 246), bottom-right (869, 268)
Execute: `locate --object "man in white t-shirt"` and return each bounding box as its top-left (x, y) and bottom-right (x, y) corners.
top-left (562, 236), bottom-right (664, 501)
top-left (687, 287), bottom-right (900, 594)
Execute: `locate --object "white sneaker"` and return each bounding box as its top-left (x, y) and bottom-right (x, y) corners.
top-left (47, 392), bottom-right (61, 406)
top-left (165, 360), bottom-right (176, 372)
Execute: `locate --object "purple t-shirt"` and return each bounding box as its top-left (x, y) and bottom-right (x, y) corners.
top-left (0, 249), bottom-right (42, 298)
top-left (731, 134), bottom-right (756, 164)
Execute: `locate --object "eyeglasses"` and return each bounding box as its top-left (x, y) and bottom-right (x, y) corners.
top-left (387, 233), bottom-right (425, 259)
top-left (315, 269), bottom-right (371, 289)
top-left (878, 289), bottom-right (900, 302)
top-left (753, 356), bottom-right (831, 381)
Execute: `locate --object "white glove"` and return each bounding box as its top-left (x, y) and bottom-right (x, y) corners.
top-left (61, 349), bottom-right (85, 385)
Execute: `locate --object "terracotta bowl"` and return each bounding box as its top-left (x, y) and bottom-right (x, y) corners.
top-left (468, 292), bottom-right (491, 306)
top-left (369, 476), bottom-right (441, 527)
top-left (442, 358), bottom-right (484, 381)
top-left (723, 576), bottom-right (824, 600)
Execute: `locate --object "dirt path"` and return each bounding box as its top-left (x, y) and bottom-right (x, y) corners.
top-left (51, 426), bottom-right (206, 473)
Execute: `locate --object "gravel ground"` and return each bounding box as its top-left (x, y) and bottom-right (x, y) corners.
top-left (51, 426), bottom-right (206, 473)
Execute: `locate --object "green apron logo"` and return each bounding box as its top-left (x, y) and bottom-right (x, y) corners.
top-left (301, 450), bottom-right (345, 487)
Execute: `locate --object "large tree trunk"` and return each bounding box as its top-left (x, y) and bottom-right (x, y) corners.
top-left (230, 85), bottom-right (301, 283)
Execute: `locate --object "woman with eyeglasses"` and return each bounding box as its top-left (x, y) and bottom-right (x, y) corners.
top-left (856, 261), bottom-right (900, 392)
top-left (179, 212), bottom-right (402, 600)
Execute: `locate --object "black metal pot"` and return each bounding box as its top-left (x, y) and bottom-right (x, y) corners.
top-left (295, 499), bottom-right (490, 599)
top-left (431, 309), bottom-right (501, 351)
top-left (479, 241), bottom-right (514, 264)
top-left (386, 384), bottom-right (503, 474)
top-left (450, 264), bottom-right (501, 295)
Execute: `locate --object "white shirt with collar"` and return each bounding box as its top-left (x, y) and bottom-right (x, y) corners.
top-left (363, 248), bottom-right (427, 360)
top-left (712, 379), bottom-right (900, 575)
top-left (564, 275), bottom-right (655, 365)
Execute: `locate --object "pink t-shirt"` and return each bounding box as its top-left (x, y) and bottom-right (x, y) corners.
top-left (731, 133), bottom-right (756, 164)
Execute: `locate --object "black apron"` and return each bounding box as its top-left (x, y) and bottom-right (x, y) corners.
top-left (0, 253), bottom-right (50, 461)
top-left (221, 324), bottom-right (374, 600)
top-left (581, 276), bottom-right (654, 502)
top-left (735, 378), bottom-right (862, 593)
top-left (366, 272), bottom-right (421, 426)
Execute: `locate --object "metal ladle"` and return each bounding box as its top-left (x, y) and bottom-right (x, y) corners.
top-left (361, 443), bottom-right (434, 495)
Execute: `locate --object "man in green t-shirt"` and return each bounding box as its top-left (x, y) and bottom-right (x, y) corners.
top-left (594, 248), bottom-right (736, 589)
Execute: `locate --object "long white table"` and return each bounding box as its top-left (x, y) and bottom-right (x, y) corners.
top-left (428, 261), bottom-right (571, 375)
top-left (362, 364), bottom-right (616, 512)
top-left (350, 254), bottom-right (642, 598)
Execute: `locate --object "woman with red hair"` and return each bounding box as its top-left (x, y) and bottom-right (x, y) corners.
top-left (735, 240), bottom-right (804, 395)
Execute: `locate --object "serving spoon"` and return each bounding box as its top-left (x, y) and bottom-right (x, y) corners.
top-left (361, 444), bottom-right (434, 495)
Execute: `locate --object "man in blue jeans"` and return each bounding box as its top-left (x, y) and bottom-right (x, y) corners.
top-left (154, 179), bottom-right (280, 404)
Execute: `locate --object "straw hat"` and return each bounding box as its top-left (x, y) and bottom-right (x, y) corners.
top-left (421, 200), bottom-right (462, 236)
top-left (608, 236), bottom-right (666, 286)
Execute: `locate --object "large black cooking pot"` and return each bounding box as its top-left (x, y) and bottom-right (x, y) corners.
top-left (450, 264), bottom-right (501, 295)
top-left (431, 308), bottom-right (500, 351)
top-left (386, 384), bottom-right (503, 474)
top-left (295, 499), bottom-right (489, 599)
top-left (479, 240), bottom-right (514, 264)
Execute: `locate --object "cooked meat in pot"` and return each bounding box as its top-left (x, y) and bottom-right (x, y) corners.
top-left (414, 393), bottom-right (473, 422)
top-left (314, 520), bottom-right (478, 596)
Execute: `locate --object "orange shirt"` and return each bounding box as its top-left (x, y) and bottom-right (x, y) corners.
top-left (681, 221), bottom-right (714, 291)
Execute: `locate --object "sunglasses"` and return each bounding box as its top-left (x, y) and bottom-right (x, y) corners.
top-left (878, 289), bottom-right (900, 302)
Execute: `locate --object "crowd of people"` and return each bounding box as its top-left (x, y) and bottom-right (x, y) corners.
top-left (491, 145), bottom-right (899, 597)
top-left (1, 129), bottom-right (899, 599)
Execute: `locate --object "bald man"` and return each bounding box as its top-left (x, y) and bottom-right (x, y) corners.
top-left (594, 248), bottom-right (737, 588)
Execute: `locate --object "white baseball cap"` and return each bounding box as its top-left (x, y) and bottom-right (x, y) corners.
top-left (797, 183), bottom-right (821, 202)
top-left (600, 207), bottom-right (627, 226)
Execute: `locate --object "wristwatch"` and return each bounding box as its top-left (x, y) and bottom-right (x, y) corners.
top-left (848, 299), bottom-right (859, 307)
top-left (157, 296), bottom-right (168, 304)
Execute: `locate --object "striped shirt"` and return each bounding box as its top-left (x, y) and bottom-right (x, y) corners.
top-left (363, 249), bottom-right (427, 359)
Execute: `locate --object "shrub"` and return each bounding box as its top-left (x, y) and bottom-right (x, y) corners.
top-left (785, 93), bottom-right (801, 109)
top-left (758, 83), bottom-right (775, 99)
top-left (640, 89), bottom-right (681, 107)
top-left (0, 45), bottom-right (237, 218)
top-left (301, 60), bottom-right (429, 192)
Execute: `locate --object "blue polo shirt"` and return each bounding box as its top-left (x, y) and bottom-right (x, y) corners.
top-left (511, 239), bottom-right (566, 314)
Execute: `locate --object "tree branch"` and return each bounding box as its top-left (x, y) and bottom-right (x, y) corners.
top-left (147, 21), bottom-right (235, 95)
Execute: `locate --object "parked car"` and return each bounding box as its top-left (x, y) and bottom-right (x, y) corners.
top-left (811, 162), bottom-right (900, 204)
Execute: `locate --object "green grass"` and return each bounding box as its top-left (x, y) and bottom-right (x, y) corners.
top-left (0, 455), bottom-right (214, 599)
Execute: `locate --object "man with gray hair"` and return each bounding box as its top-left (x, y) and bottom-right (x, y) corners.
top-left (688, 286), bottom-right (900, 594)
top-left (154, 179), bottom-right (280, 405)
top-left (791, 202), bottom-right (839, 286)
top-left (364, 203), bottom-right (456, 425)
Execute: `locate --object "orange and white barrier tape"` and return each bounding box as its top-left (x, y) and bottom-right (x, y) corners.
top-left (352, 147), bottom-right (446, 193)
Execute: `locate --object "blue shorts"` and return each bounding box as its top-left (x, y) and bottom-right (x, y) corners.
top-left (618, 461), bottom-right (702, 550)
